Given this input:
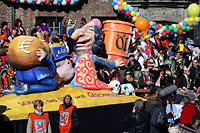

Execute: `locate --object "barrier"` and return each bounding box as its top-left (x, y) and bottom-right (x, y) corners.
top-left (178, 124), bottom-right (200, 133)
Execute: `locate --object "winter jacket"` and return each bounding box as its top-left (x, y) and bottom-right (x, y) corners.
top-left (180, 103), bottom-right (197, 124)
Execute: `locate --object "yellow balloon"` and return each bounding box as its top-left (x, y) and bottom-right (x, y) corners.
top-left (184, 18), bottom-right (189, 22)
top-left (188, 3), bottom-right (200, 17)
top-left (191, 27), bottom-right (193, 29)
top-left (194, 17), bottom-right (200, 22)
top-left (132, 16), bottom-right (138, 21)
top-left (131, 11), bottom-right (136, 16)
top-left (189, 17), bottom-right (194, 23)
top-left (122, 2), bottom-right (127, 7)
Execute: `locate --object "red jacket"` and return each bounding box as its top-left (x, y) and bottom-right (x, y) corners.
top-left (180, 103), bottom-right (197, 124)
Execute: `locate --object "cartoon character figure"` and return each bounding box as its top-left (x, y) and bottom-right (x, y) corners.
top-left (61, 18), bottom-right (76, 37)
top-left (4, 33), bottom-right (74, 95)
top-left (70, 19), bottom-right (124, 90)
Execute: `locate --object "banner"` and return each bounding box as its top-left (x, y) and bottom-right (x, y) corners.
top-left (0, 85), bottom-right (146, 121)
top-left (166, 104), bottom-right (183, 126)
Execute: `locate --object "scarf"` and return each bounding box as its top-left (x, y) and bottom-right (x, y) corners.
top-left (34, 109), bottom-right (43, 116)
top-left (155, 38), bottom-right (161, 48)
top-left (143, 74), bottom-right (153, 89)
top-left (63, 103), bottom-right (72, 109)
top-left (2, 77), bottom-right (8, 90)
top-left (126, 75), bottom-right (133, 82)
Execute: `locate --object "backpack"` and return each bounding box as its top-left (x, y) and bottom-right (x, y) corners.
top-left (150, 106), bottom-right (164, 126)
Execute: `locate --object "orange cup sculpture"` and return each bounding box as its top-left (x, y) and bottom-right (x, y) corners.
top-left (102, 20), bottom-right (134, 66)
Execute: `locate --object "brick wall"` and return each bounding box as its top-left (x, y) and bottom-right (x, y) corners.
top-left (0, 1), bottom-right (12, 29)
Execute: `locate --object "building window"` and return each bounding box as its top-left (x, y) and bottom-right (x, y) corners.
top-left (36, 17), bottom-right (63, 35)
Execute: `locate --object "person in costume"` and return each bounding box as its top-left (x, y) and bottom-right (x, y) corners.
top-left (37, 19), bottom-right (51, 36)
top-left (59, 94), bottom-right (79, 133)
top-left (27, 100), bottom-right (52, 133)
top-left (1, 21), bottom-right (10, 38)
top-left (31, 23), bottom-right (40, 37)
top-left (77, 18), bottom-right (87, 29)
top-left (141, 34), bottom-right (153, 56)
top-left (0, 69), bottom-right (13, 92)
top-left (164, 51), bottom-right (175, 71)
top-left (12, 19), bottom-right (25, 36)
top-left (62, 18), bottom-right (76, 37)
top-left (8, 29), bottom-right (17, 42)
top-left (70, 19), bottom-right (124, 90)
top-left (139, 68), bottom-right (154, 89)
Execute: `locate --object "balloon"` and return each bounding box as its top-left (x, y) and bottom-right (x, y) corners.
top-left (61, 0), bottom-right (66, 5)
top-left (32, 1), bottom-right (36, 4)
top-left (158, 29), bottom-right (163, 33)
top-left (20, 0), bottom-right (25, 3)
top-left (189, 17), bottom-right (194, 23)
top-left (70, 0), bottom-right (74, 5)
top-left (170, 31), bottom-right (175, 36)
top-left (147, 18), bottom-right (150, 22)
top-left (74, 0), bottom-right (78, 2)
top-left (27, 0), bottom-right (33, 4)
top-left (11, 0), bottom-right (16, 2)
top-left (169, 26), bottom-right (174, 31)
top-left (193, 21), bottom-right (197, 26)
top-left (53, 0), bottom-right (58, 5)
top-left (173, 28), bottom-right (179, 33)
top-left (58, 0), bottom-right (62, 2)
top-left (183, 21), bottom-right (188, 26)
top-left (179, 22), bottom-right (183, 26)
top-left (181, 26), bottom-right (186, 31)
top-left (141, 14), bottom-right (144, 17)
top-left (45, 0), bottom-right (49, 4)
top-left (162, 32), bottom-right (167, 37)
top-left (184, 18), bottom-right (189, 22)
top-left (134, 9), bottom-right (138, 12)
top-left (136, 12), bottom-right (140, 17)
top-left (66, 0), bottom-right (70, 2)
top-left (57, 2), bottom-right (61, 5)
top-left (194, 17), bottom-right (200, 22)
top-left (176, 24), bottom-right (181, 29)
top-left (166, 29), bottom-right (171, 34)
top-left (135, 18), bottom-right (149, 32)
top-left (129, 7), bottom-right (134, 12)
top-left (131, 11), bottom-right (136, 16)
top-left (183, 31), bottom-right (186, 34)
top-left (149, 21), bottom-right (154, 26)
top-left (162, 26), bottom-right (167, 31)
top-left (122, 2), bottom-right (127, 7)
top-left (178, 30), bottom-right (183, 35)
top-left (114, 5), bottom-right (119, 10)
top-left (36, 0), bottom-right (41, 4)
top-left (118, 6), bottom-right (124, 11)
top-left (172, 24), bottom-right (176, 28)
top-left (40, 2), bottom-right (44, 5)
top-left (165, 25), bottom-right (169, 29)
top-left (128, 16), bottom-right (132, 21)
top-left (156, 24), bottom-right (160, 30)
top-left (186, 26), bottom-right (191, 31)
top-left (124, 6), bottom-right (129, 11)
top-left (125, 11), bottom-right (131, 16)
top-left (154, 22), bottom-right (156, 26)
top-left (41, 0), bottom-right (45, 2)
top-left (121, 11), bottom-right (125, 16)
top-left (111, 2), bottom-right (115, 7)
top-left (127, 4), bottom-right (131, 7)
top-left (166, 35), bottom-right (169, 38)
top-left (159, 24), bottom-right (162, 28)
top-left (16, 0), bottom-right (19, 3)
top-left (188, 22), bottom-right (193, 27)
top-left (188, 3), bottom-right (200, 17)
top-left (49, 0), bottom-right (53, 2)
top-left (113, 0), bottom-right (118, 4)
top-left (132, 16), bottom-right (137, 21)
top-left (152, 26), bottom-right (157, 30)
top-left (117, 1), bottom-right (122, 6)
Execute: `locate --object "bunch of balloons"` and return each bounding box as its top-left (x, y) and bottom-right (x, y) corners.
top-left (10, 0), bottom-right (79, 6)
top-left (112, 0), bottom-right (200, 37)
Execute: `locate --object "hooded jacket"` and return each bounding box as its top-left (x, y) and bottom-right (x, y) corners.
top-left (180, 103), bottom-right (197, 124)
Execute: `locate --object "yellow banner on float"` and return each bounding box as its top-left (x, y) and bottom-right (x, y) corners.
top-left (0, 85), bottom-right (146, 121)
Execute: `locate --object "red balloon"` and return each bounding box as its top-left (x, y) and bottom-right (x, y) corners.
top-left (156, 24), bottom-right (160, 30)
top-left (166, 29), bottom-right (171, 34)
top-left (162, 32), bottom-right (167, 37)
top-left (11, 0), bottom-right (16, 2)
top-left (178, 29), bottom-right (183, 35)
top-left (45, 0), bottom-right (50, 5)
top-left (125, 11), bottom-right (131, 16)
top-left (66, 0), bottom-right (71, 2)
top-left (24, 0), bottom-right (27, 4)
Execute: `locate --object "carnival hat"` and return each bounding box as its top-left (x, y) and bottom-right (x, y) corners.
top-left (168, 52), bottom-right (174, 57)
top-left (144, 34), bottom-right (151, 40)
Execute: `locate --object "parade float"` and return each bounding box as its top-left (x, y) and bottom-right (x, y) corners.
top-left (1, 0), bottom-right (200, 132)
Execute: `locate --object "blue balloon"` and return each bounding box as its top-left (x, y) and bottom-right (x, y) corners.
top-left (147, 18), bottom-right (150, 22)
top-left (58, 0), bottom-right (62, 2)
top-left (162, 26), bottom-right (167, 31)
top-left (183, 21), bottom-right (188, 26)
top-left (40, 2), bottom-right (44, 5)
top-left (140, 14), bottom-right (144, 17)
top-left (49, 2), bottom-right (52, 5)
top-left (27, 0), bottom-right (33, 4)
top-left (70, 0), bottom-right (74, 5)
top-left (129, 7), bottom-right (134, 12)
top-left (113, 0), bottom-right (118, 4)
top-left (152, 26), bottom-right (157, 30)
top-left (193, 21), bottom-right (197, 27)
top-left (66, 2), bottom-right (69, 5)
top-left (111, 2), bottom-right (115, 7)
top-left (74, 0), bottom-right (79, 2)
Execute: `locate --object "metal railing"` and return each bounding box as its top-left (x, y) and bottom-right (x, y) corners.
top-left (178, 124), bottom-right (200, 133)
